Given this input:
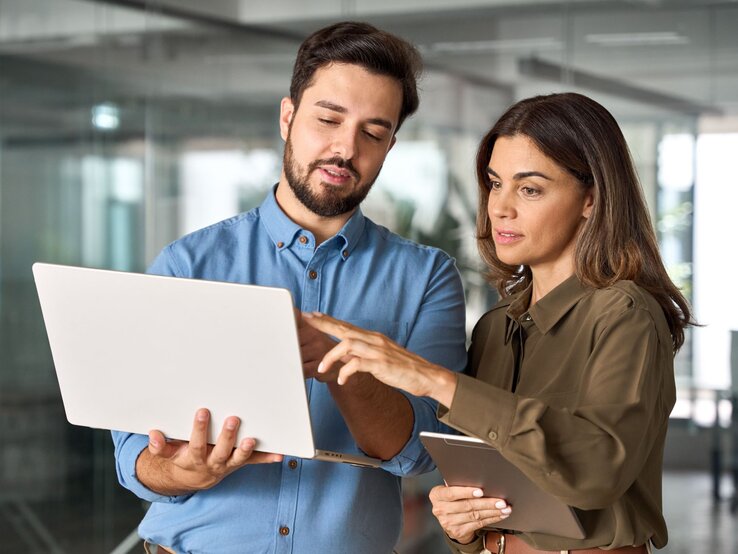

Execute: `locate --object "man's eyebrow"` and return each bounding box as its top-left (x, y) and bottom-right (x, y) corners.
top-left (486, 167), bottom-right (553, 181)
top-left (315, 100), bottom-right (393, 131)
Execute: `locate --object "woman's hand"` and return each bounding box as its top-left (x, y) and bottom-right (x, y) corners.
top-left (429, 485), bottom-right (512, 545)
top-left (302, 312), bottom-right (457, 405)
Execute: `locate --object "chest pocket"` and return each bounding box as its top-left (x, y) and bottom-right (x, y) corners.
top-left (345, 319), bottom-right (411, 347)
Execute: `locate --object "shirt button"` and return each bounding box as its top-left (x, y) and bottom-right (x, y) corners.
top-left (299, 236), bottom-right (308, 245)
top-left (488, 430), bottom-right (498, 441)
top-left (523, 314), bottom-right (532, 321)
top-left (308, 270), bottom-right (318, 280)
top-left (288, 459), bottom-right (298, 469)
top-left (276, 241), bottom-right (284, 248)
top-left (342, 249), bottom-right (349, 258)
top-left (279, 526), bottom-right (290, 536)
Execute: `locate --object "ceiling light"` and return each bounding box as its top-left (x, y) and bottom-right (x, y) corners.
top-left (585, 32), bottom-right (689, 47)
top-left (91, 103), bottom-right (120, 131)
top-left (425, 38), bottom-right (561, 54)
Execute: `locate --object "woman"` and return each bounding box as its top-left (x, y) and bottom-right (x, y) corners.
top-left (304, 92), bottom-right (692, 553)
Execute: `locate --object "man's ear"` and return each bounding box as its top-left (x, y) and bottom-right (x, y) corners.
top-left (279, 97), bottom-right (295, 141)
top-left (388, 134), bottom-right (397, 152)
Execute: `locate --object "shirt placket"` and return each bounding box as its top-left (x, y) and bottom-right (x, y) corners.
top-left (273, 234), bottom-right (329, 554)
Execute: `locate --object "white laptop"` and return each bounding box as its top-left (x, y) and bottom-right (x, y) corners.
top-left (32, 262), bottom-right (381, 468)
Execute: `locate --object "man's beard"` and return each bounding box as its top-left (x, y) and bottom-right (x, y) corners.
top-left (283, 135), bottom-right (378, 218)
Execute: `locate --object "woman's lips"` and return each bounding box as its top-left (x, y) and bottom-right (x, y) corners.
top-left (494, 229), bottom-right (523, 245)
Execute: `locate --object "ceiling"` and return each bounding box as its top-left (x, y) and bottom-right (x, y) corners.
top-left (1, 0), bottom-right (737, 142)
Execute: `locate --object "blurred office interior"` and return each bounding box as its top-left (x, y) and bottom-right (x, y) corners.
top-left (1, 0), bottom-right (737, 552)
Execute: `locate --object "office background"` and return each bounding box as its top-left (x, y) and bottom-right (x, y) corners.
top-left (1, 0), bottom-right (736, 552)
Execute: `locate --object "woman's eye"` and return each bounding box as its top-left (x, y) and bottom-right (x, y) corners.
top-left (488, 180), bottom-right (501, 190)
top-left (521, 186), bottom-right (540, 196)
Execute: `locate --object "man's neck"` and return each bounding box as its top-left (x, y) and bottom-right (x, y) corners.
top-left (274, 180), bottom-right (354, 246)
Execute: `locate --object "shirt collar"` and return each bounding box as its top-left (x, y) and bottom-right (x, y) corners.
top-left (259, 185), bottom-right (303, 250)
top-left (259, 185), bottom-right (366, 259)
top-left (528, 275), bottom-right (592, 334)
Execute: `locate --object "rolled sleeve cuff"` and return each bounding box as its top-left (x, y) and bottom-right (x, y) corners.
top-left (379, 390), bottom-right (441, 476)
top-left (444, 533), bottom-right (485, 554)
top-left (113, 431), bottom-right (192, 504)
top-left (437, 373), bottom-right (517, 450)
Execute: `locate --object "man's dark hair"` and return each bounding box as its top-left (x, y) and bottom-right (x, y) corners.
top-left (289, 21), bottom-right (422, 131)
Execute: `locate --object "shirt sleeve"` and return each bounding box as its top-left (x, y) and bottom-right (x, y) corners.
top-left (444, 534), bottom-right (485, 554)
top-left (110, 245), bottom-right (193, 504)
top-left (380, 255), bottom-right (467, 476)
top-left (439, 303), bottom-right (672, 510)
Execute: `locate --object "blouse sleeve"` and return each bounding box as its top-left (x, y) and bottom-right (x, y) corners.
top-left (438, 302), bottom-right (674, 511)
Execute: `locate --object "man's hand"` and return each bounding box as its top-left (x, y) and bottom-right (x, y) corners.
top-left (137, 408), bottom-right (283, 496)
top-left (296, 309), bottom-right (348, 381)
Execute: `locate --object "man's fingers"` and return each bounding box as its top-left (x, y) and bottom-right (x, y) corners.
top-left (227, 439), bottom-right (283, 468)
top-left (210, 416), bottom-right (240, 464)
top-left (188, 408), bottom-right (210, 461)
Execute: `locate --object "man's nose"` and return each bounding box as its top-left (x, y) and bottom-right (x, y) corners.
top-left (330, 127), bottom-right (358, 160)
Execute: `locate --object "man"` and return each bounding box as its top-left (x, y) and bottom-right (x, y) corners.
top-left (112, 21), bottom-right (466, 554)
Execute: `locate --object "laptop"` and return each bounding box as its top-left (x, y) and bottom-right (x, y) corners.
top-left (32, 262), bottom-right (381, 468)
top-left (420, 431), bottom-right (585, 539)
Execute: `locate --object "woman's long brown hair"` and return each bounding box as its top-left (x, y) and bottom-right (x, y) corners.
top-left (476, 92), bottom-right (693, 351)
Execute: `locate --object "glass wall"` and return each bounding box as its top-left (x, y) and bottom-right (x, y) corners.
top-left (2, 0), bottom-right (737, 551)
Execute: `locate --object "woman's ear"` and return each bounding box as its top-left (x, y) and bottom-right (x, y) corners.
top-left (582, 191), bottom-right (595, 219)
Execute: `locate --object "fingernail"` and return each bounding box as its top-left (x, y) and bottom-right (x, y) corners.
top-left (149, 438), bottom-right (159, 448)
top-left (337, 376), bottom-right (344, 385)
top-left (317, 362), bottom-right (325, 373)
top-left (495, 500), bottom-right (506, 508)
top-left (302, 312), bottom-right (313, 319)
top-left (473, 489), bottom-right (483, 497)
top-left (502, 507), bottom-right (512, 514)
top-left (312, 312), bottom-right (323, 317)
top-left (240, 438), bottom-right (255, 451)
top-left (225, 418), bottom-right (237, 430)
top-left (500, 514), bottom-right (510, 520)
top-left (197, 409), bottom-right (208, 421)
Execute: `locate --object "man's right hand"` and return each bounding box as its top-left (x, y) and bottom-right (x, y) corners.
top-left (136, 408), bottom-right (283, 496)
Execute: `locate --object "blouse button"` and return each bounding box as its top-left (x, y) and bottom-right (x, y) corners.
top-left (279, 526), bottom-right (290, 536)
top-left (309, 270), bottom-right (318, 280)
top-left (488, 430), bottom-right (498, 441)
top-left (276, 241), bottom-right (284, 248)
top-left (299, 236), bottom-right (308, 245)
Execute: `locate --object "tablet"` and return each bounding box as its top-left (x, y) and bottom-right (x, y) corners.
top-left (420, 431), bottom-right (585, 539)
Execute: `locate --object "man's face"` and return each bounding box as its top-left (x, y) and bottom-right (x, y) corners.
top-left (279, 63), bottom-right (403, 218)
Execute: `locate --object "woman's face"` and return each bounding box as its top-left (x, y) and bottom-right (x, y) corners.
top-left (485, 135), bottom-right (593, 276)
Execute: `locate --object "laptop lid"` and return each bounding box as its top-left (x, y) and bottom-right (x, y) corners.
top-left (33, 262), bottom-right (322, 459)
top-left (420, 431), bottom-right (585, 539)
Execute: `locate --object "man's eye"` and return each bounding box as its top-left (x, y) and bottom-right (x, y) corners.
top-left (319, 118), bottom-right (337, 125)
top-left (364, 131), bottom-right (381, 142)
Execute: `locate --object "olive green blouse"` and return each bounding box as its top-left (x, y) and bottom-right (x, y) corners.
top-left (438, 276), bottom-right (676, 553)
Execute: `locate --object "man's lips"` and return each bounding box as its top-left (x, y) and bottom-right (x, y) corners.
top-left (317, 165), bottom-right (356, 184)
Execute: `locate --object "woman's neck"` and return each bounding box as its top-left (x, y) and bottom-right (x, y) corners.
top-left (529, 259), bottom-right (576, 306)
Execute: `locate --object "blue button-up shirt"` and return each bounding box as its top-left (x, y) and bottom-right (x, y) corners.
top-left (112, 187), bottom-right (466, 554)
